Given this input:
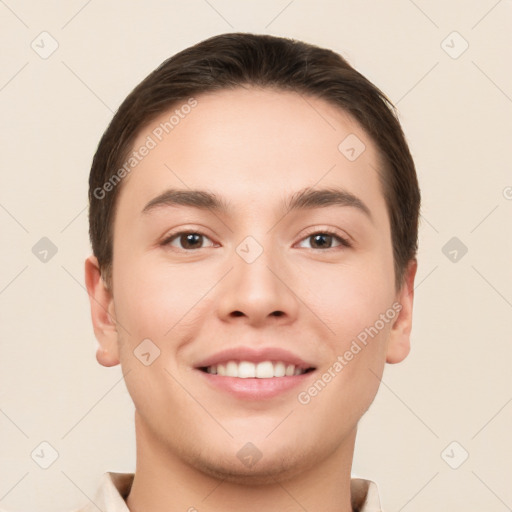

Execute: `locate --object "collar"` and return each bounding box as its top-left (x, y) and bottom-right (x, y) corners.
top-left (79, 472), bottom-right (382, 511)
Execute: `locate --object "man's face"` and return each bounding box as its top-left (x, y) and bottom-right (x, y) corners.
top-left (87, 87), bottom-right (415, 482)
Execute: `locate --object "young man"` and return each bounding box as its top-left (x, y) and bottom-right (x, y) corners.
top-left (83, 32), bottom-right (420, 512)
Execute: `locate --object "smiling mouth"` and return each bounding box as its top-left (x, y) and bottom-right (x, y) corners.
top-left (198, 360), bottom-right (316, 379)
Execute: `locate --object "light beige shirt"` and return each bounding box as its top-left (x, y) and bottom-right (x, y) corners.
top-left (72, 472), bottom-right (383, 512)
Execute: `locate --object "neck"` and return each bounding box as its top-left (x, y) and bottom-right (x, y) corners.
top-left (126, 412), bottom-right (358, 512)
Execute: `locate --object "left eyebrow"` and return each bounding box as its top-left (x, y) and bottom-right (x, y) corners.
top-left (285, 187), bottom-right (372, 221)
top-left (141, 186), bottom-right (372, 221)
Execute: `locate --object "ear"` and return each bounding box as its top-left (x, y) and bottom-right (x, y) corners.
top-left (84, 255), bottom-right (120, 367)
top-left (386, 259), bottom-right (418, 364)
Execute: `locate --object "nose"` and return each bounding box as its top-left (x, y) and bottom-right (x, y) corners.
top-left (216, 243), bottom-right (300, 327)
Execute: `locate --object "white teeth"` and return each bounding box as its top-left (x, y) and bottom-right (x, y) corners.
top-left (226, 361), bottom-right (238, 377)
top-left (255, 361), bottom-right (274, 378)
top-left (274, 361), bottom-right (286, 377)
top-left (238, 361), bottom-right (256, 378)
top-left (204, 360), bottom-right (310, 378)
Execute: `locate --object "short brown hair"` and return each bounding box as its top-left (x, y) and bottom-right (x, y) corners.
top-left (89, 32), bottom-right (420, 291)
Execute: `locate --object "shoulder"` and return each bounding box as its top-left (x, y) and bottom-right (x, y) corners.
top-left (351, 477), bottom-right (383, 512)
top-left (71, 472), bottom-right (134, 512)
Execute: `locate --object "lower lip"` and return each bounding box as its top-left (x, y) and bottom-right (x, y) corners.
top-left (197, 369), bottom-right (315, 400)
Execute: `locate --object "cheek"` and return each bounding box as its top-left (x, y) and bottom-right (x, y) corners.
top-left (305, 258), bottom-right (396, 337)
top-left (113, 252), bottom-right (213, 334)
top-left (297, 320), bottom-right (392, 430)
top-left (303, 256), bottom-right (396, 411)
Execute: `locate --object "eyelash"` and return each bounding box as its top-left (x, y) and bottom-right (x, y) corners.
top-left (299, 228), bottom-right (352, 249)
top-left (160, 228), bottom-right (352, 251)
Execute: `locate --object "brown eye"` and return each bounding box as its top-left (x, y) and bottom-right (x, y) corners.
top-left (297, 231), bottom-right (351, 250)
top-left (163, 232), bottom-right (214, 250)
top-left (310, 233), bottom-right (334, 249)
top-left (179, 233), bottom-right (203, 249)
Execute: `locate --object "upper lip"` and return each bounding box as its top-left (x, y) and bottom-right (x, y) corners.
top-left (194, 346), bottom-right (316, 370)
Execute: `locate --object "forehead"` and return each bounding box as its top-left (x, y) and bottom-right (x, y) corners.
top-left (115, 87), bottom-right (386, 220)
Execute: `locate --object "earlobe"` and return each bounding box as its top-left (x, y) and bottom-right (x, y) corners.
top-left (386, 259), bottom-right (417, 364)
top-left (95, 346), bottom-right (120, 367)
top-left (84, 255), bottom-right (120, 367)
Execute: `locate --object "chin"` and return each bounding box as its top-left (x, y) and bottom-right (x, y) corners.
top-left (187, 444), bottom-right (315, 485)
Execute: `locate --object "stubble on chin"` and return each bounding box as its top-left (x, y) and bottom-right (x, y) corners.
top-left (182, 443), bottom-right (321, 486)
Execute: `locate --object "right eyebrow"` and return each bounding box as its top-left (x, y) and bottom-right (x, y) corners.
top-left (141, 189), bottom-right (230, 215)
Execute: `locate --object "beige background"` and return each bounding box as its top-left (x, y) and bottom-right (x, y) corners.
top-left (1, 1), bottom-right (511, 511)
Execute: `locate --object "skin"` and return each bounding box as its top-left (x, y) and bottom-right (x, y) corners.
top-left (85, 87), bottom-right (417, 512)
